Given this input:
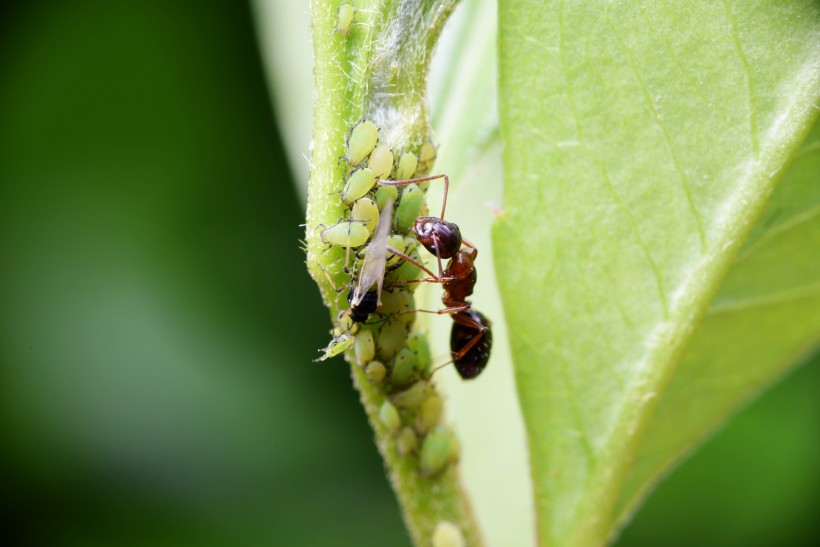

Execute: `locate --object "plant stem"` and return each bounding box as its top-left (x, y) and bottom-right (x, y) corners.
top-left (307, 1), bottom-right (483, 545)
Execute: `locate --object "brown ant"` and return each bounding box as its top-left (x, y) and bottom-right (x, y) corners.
top-left (378, 175), bottom-right (492, 379)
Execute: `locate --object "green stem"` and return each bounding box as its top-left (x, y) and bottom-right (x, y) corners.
top-left (306, 1), bottom-right (483, 545)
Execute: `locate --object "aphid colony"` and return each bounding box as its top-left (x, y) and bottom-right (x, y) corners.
top-left (315, 119), bottom-right (492, 476)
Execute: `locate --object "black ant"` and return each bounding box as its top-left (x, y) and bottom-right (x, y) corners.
top-left (378, 175), bottom-right (492, 379)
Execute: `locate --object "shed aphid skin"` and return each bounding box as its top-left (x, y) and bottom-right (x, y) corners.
top-left (335, 3), bottom-right (355, 35)
top-left (314, 332), bottom-right (355, 362)
top-left (351, 197), bottom-right (393, 308)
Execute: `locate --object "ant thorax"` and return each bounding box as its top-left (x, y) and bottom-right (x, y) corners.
top-left (442, 249), bottom-right (478, 307)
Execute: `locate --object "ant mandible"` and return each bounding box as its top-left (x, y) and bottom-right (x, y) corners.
top-left (378, 174), bottom-right (492, 379)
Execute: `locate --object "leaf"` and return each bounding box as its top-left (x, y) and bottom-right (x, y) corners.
top-left (495, 1), bottom-right (820, 545)
top-left (615, 120), bottom-right (820, 531)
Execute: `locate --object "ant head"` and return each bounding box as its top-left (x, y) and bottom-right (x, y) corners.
top-left (413, 217), bottom-right (462, 259)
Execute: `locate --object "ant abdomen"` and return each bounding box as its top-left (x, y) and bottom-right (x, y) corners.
top-left (413, 217), bottom-right (462, 259)
top-left (451, 309), bottom-right (492, 380)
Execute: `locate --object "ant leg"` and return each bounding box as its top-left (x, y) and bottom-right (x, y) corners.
top-left (385, 245), bottom-right (441, 280)
top-left (461, 237), bottom-right (477, 251)
top-left (450, 313), bottom-right (488, 362)
top-left (397, 303), bottom-right (471, 318)
top-left (378, 174), bottom-right (450, 219)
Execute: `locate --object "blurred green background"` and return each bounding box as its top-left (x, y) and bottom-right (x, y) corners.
top-left (1, 2), bottom-right (817, 546)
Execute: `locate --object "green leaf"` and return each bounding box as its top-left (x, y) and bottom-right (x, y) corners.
top-left (615, 120), bottom-right (820, 532)
top-left (495, 2), bottom-right (820, 545)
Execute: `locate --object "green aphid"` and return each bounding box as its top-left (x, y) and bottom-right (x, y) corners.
top-left (365, 360), bottom-right (386, 384)
top-left (346, 120), bottom-right (378, 166)
top-left (391, 380), bottom-right (429, 409)
top-left (335, 310), bottom-right (358, 336)
top-left (407, 331), bottom-right (431, 375)
top-left (367, 143), bottom-right (394, 179)
top-left (320, 220), bottom-right (369, 248)
top-left (384, 234), bottom-right (407, 268)
top-left (354, 329), bottom-right (375, 366)
top-left (379, 400), bottom-right (401, 433)
top-left (378, 288), bottom-right (414, 318)
top-left (395, 183), bottom-right (424, 232)
top-left (390, 346), bottom-right (418, 387)
top-left (377, 320), bottom-right (407, 362)
top-left (420, 426), bottom-right (455, 477)
top-left (448, 432), bottom-right (461, 462)
top-left (375, 185), bottom-right (398, 210)
top-left (416, 393), bottom-right (443, 434)
top-left (335, 3), bottom-right (355, 35)
top-left (351, 197), bottom-right (379, 234)
top-left (314, 332), bottom-right (354, 362)
top-left (389, 242), bottom-right (423, 285)
top-left (395, 152), bottom-right (418, 180)
top-left (432, 521), bottom-right (465, 547)
top-left (396, 427), bottom-right (418, 456)
top-left (418, 141), bottom-right (437, 164)
top-left (342, 167), bottom-right (376, 205)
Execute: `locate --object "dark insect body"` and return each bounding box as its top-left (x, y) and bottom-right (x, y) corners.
top-left (451, 310), bottom-right (492, 379)
top-left (348, 287), bottom-right (378, 323)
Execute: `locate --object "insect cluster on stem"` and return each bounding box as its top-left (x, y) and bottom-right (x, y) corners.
top-left (313, 118), bottom-right (492, 478)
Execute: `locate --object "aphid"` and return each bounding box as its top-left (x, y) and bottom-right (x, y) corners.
top-left (351, 197), bottom-right (379, 234)
top-left (354, 329), bottom-right (376, 365)
top-left (396, 427), bottom-right (418, 456)
top-left (395, 152), bottom-right (418, 180)
top-left (335, 3), bottom-right (355, 35)
top-left (346, 120), bottom-right (379, 166)
top-left (320, 219), bottom-right (369, 248)
top-left (379, 400), bottom-right (401, 433)
top-left (420, 425), bottom-right (458, 476)
top-left (432, 521), bottom-right (465, 547)
top-left (367, 143), bottom-right (394, 179)
top-left (342, 167), bottom-right (377, 205)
